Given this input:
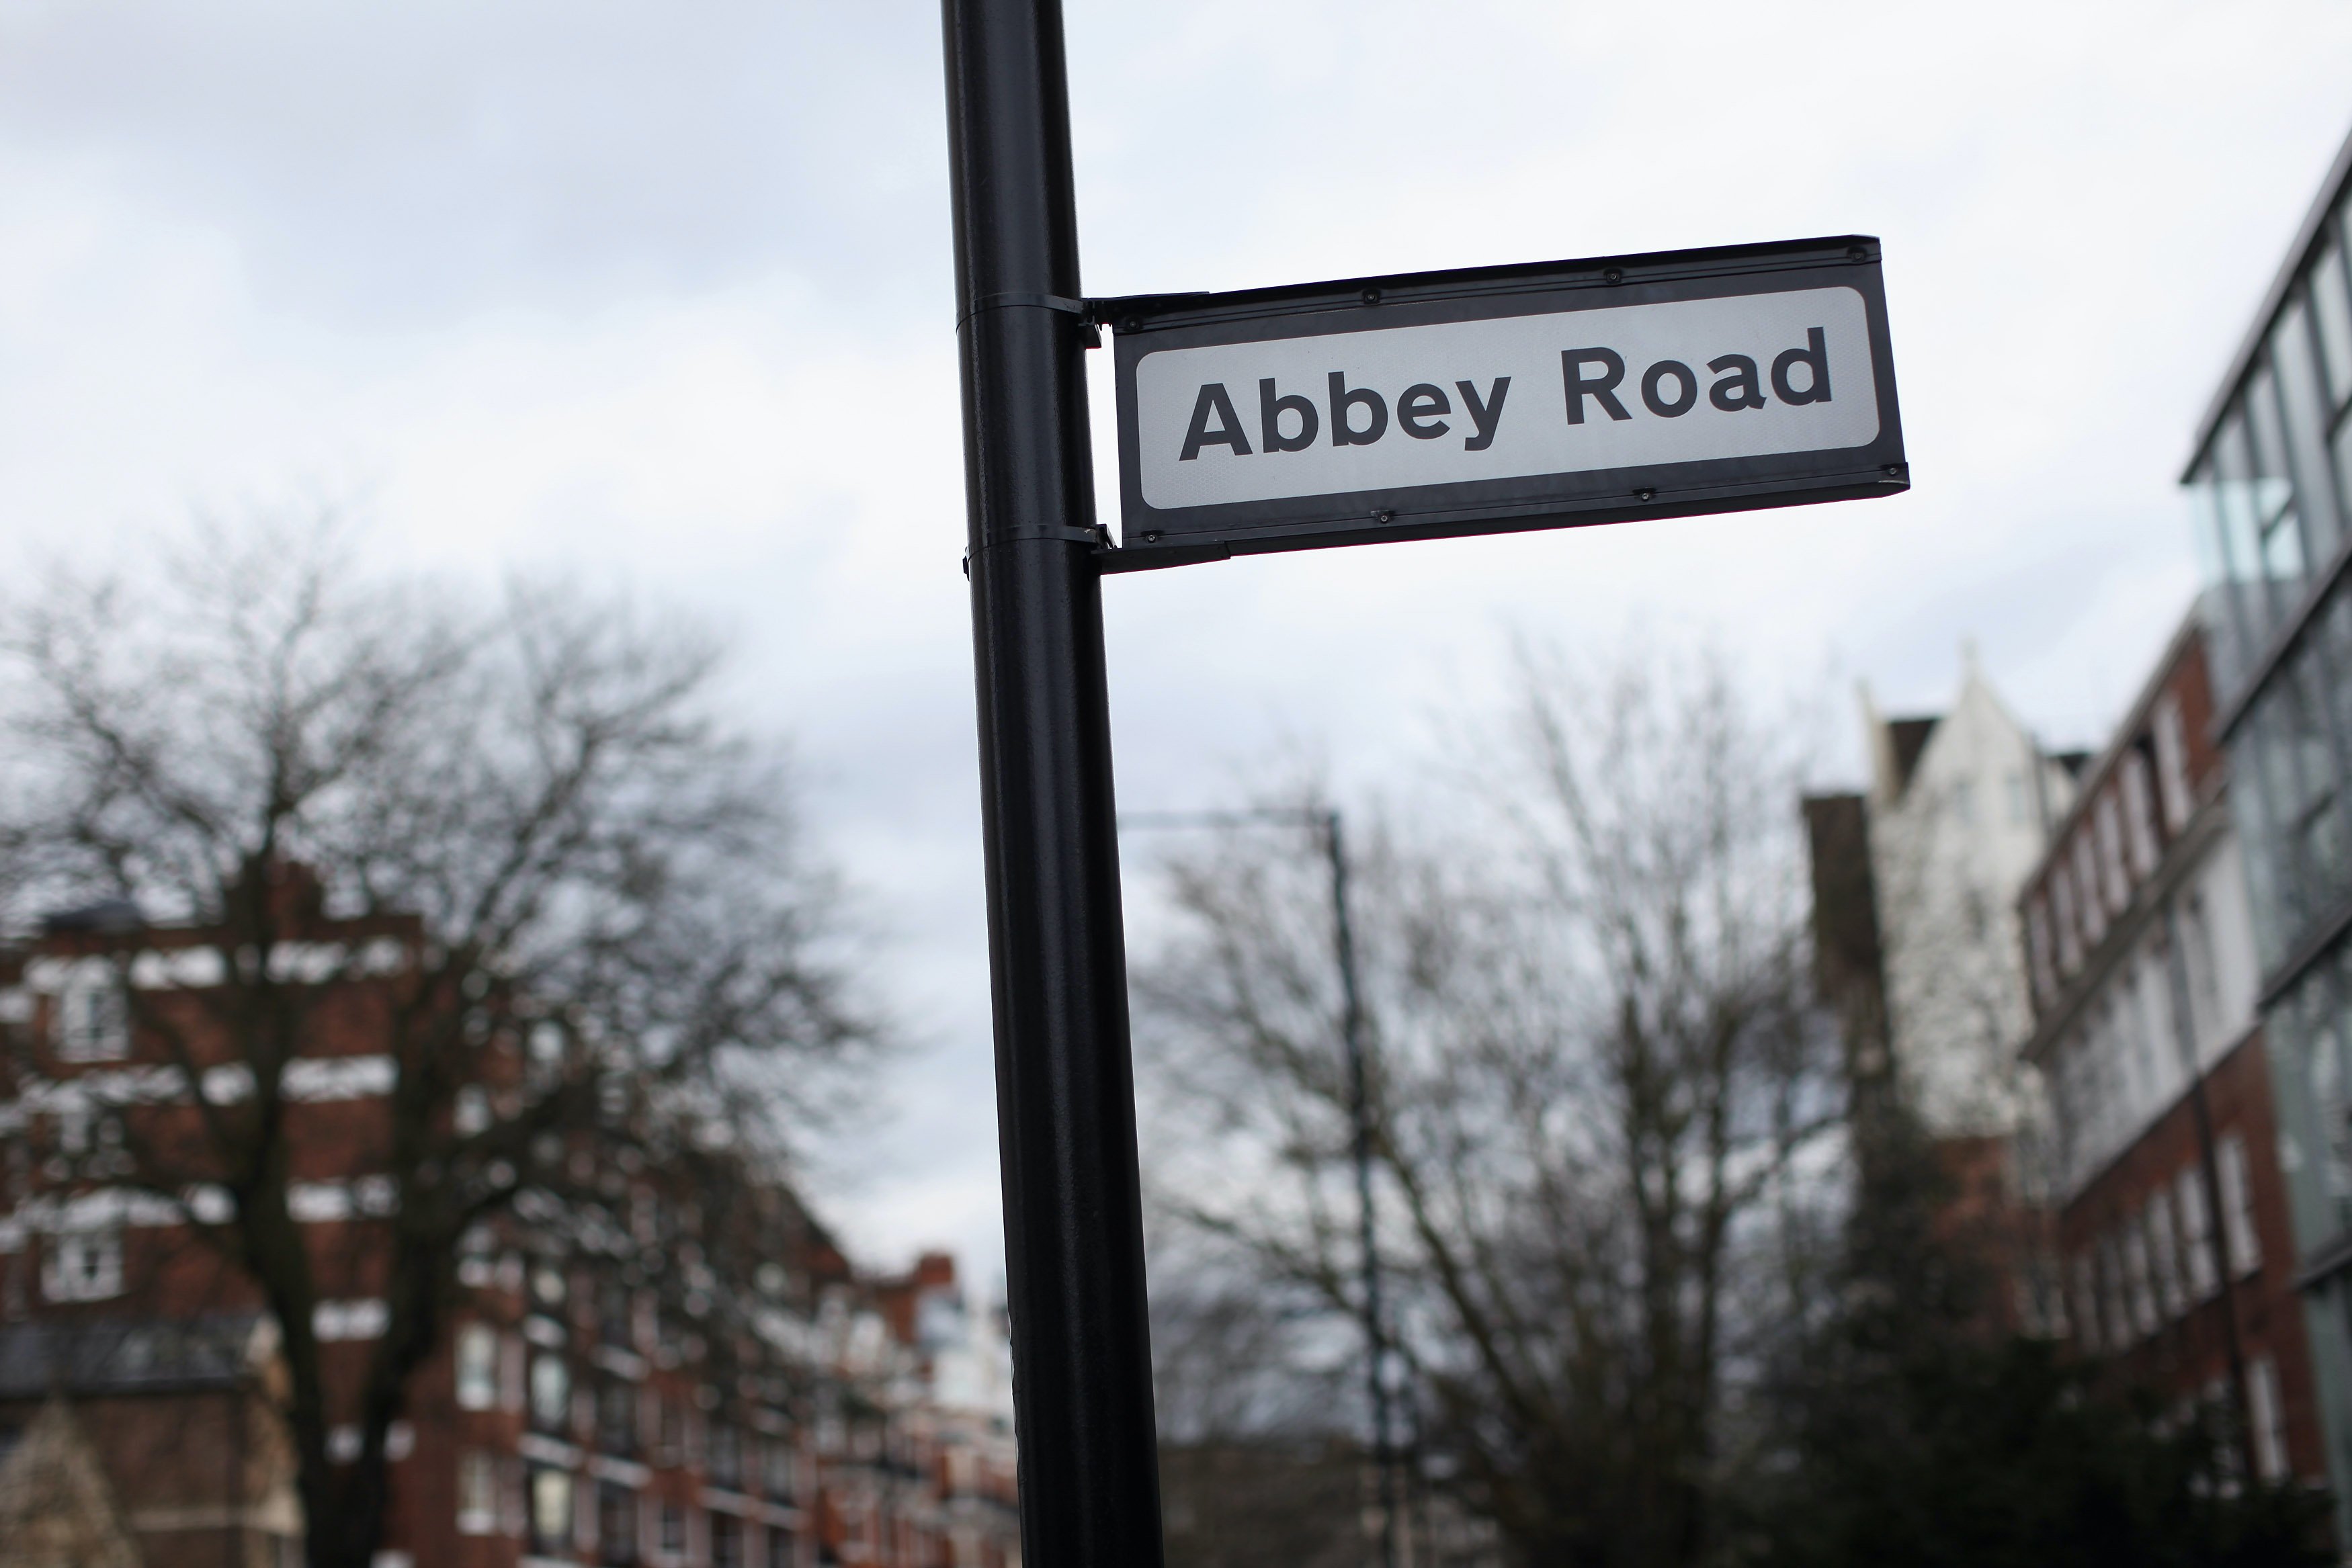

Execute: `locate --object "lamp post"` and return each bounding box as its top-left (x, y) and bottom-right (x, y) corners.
top-left (942, 1), bottom-right (1163, 1562)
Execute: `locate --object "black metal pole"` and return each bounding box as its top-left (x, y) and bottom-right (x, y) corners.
top-left (941, 2), bottom-right (1165, 1565)
top-left (1326, 810), bottom-right (1398, 1568)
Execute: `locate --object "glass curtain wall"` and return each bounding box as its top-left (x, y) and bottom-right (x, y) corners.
top-left (2189, 181), bottom-right (2352, 979)
top-left (2187, 142), bottom-right (2352, 1534)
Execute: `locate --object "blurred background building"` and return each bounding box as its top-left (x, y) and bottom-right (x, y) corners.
top-left (2017, 611), bottom-right (2320, 1485)
top-left (1806, 654), bottom-right (2079, 1332)
top-left (2179, 117), bottom-right (2352, 1536)
top-left (0, 889), bottom-right (1018, 1568)
top-left (1806, 111), bottom-right (2352, 1545)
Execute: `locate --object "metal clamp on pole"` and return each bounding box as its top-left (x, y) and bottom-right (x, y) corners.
top-left (983, 522), bottom-right (1107, 547)
top-left (959, 291), bottom-right (1104, 346)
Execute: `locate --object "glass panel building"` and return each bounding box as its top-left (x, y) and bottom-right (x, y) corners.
top-left (2185, 120), bottom-right (2352, 1530)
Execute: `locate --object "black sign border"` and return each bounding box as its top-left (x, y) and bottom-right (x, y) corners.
top-left (1099, 235), bottom-right (1906, 572)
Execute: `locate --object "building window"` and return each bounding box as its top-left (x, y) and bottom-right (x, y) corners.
top-left (2071, 1254), bottom-right (2101, 1354)
top-left (2277, 303), bottom-right (2343, 560)
top-left (598, 1377), bottom-right (638, 1456)
top-left (600, 1279), bottom-right (632, 1347)
top-left (2027, 898), bottom-right (2057, 1008)
top-left (2074, 834), bottom-right (2109, 942)
top-left (53, 969), bottom-right (128, 1062)
top-left (655, 1395), bottom-right (684, 1466)
top-left (2300, 977), bottom-right (2352, 1217)
top-left (2218, 1133), bottom-right (2264, 1277)
top-left (2152, 694), bottom-right (2195, 832)
top-left (2232, 374), bottom-right (2300, 590)
top-left (532, 1260), bottom-right (569, 1313)
top-left (2122, 752), bottom-right (2160, 877)
top-left (2249, 1356), bottom-right (2291, 1481)
top-left (712, 1514), bottom-right (743, 1568)
top-left (2096, 791), bottom-right (2131, 912)
top-left (2181, 891), bottom-right (2223, 1045)
top-left (2005, 769), bottom-right (2029, 826)
top-left (2052, 865), bottom-right (2083, 974)
top-left (708, 1421), bottom-right (742, 1490)
top-left (765, 1526), bottom-right (797, 1568)
top-left (530, 1352), bottom-right (572, 1434)
top-left (763, 1437), bottom-right (796, 1502)
top-left (2097, 1234), bottom-right (2132, 1348)
top-left (2312, 236), bottom-right (2352, 404)
top-left (599, 1483), bottom-right (638, 1566)
top-left (42, 1227), bottom-right (123, 1303)
top-left (2204, 1375), bottom-right (2245, 1480)
top-left (457, 1450), bottom-right (498, 1535)
top-left (2146, 1189), bottom-right (2185, 1319)
top-left (2122, 1224), bottom-right (2158, 1338)
top-left (530, 1468), bottom-right (575, 1555)
top-left (456, 1324), bottom-right (499, 1410)
top-left (2176, 1166), bottom-right (2221, 1300)
top-left (659, 1501), bottom-right (688, 1559)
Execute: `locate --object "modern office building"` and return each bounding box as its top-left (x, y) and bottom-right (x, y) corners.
top-left (2183, 120), bottom-right (2352, 1528)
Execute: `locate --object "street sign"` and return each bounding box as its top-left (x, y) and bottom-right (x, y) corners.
top-left (1101, 236), bottom-right (1904, 570)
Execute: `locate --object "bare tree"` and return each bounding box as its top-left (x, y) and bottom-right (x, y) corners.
top-left (1132, 648), bottom-right (1841, 1568)
top-left (1146, 1243), bottom-right (1369, 1568)
top-left (0, 521), bottom-right (879, 1568)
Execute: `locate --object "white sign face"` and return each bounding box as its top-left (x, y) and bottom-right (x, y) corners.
top-left (1132, 286), bottom-right (1878, 511)
top-left (1103, 238), bottom-right (1905, 570)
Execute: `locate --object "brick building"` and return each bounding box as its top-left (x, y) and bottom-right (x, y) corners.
top-left (821, 1254), bottom-right (1018, 1568)
top-left (2015, 609), bottom-right (2325, 1485)
top-left (0, 885), bottom-right (1018, 1568)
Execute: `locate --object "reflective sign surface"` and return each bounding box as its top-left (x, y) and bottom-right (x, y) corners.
top-left (1103, 236), bottom-right (1905, 570)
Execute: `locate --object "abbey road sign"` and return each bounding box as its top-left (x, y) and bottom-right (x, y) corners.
top-left (1100, 235), bottom-right (1904, 570)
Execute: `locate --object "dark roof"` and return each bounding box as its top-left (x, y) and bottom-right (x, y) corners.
top-left (0, 1315), bottom-right (264, 1399)
top-left (38, 899), bottom-right (143, 937)
top-left (1886, 716), bottom-right (1939, 797)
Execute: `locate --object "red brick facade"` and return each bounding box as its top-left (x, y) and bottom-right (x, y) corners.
top-left (2017, 617), bottom-right (2324, 1485)
top-left (2052, 1026), bottom-right (2325, 1481)
top-left (0, 896), bottom-right (1019, 1568)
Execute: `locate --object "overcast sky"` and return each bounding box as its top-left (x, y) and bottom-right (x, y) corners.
top-left (2, 0), bottom-right (2349, 1287)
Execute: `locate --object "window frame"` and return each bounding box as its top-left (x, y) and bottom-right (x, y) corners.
top-left (41, 1225), bottom-right (124, 1303)
top-left (52, 965), bottom-right (129, 1063)
top-left (529, 1467), bottom-right (575, 1556)
top-left (2218, 1133), bottom-right (2265, 1278)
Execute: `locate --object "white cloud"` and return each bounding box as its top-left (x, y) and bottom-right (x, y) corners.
top-left (0, 0), bottom-right (2345, 1276)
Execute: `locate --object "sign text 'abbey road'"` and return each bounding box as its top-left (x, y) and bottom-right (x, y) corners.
top-left (1101, 236), bottom-right (1904, 570)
